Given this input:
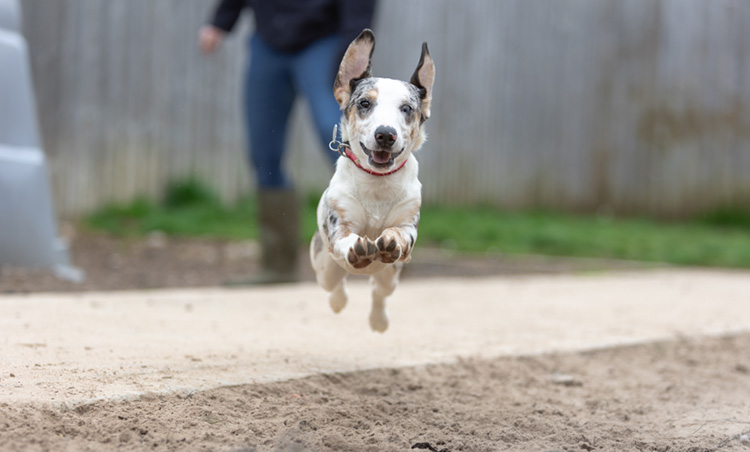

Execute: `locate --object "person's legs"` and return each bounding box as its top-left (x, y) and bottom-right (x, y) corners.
top-left (245, 34), bottom-right (296, 188)
top-left (291, 33), bottom-right (343, 166)
top-left (240, 35), bottom-right (299, 283)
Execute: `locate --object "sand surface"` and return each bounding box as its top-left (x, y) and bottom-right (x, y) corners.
top-left (2, 269), bottom-right (750, 451)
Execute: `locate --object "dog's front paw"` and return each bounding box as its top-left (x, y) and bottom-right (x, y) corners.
top-left (347, 236), bottom-right (378, 269)
top-left (375, 234), bottom-right (402, 263)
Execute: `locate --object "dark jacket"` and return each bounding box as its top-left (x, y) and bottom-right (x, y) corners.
top-left (209, 0), bottom-right (376, 55)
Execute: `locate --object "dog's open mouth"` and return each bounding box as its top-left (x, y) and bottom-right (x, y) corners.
top-left (360, 142), bottom-right (404, 169)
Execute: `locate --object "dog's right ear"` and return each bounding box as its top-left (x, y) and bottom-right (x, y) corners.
top-left (334, 29), bottom-right (375, 107)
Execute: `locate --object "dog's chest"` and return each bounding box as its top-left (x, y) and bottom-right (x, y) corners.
top-left (360, 202), bottom-right (394, 236)
top-left (348, 194), bottom-right (397, 235)
top-left (328, 158), bottom-right (421, 238)
top-left (336, 183), bottom-right (414, 238)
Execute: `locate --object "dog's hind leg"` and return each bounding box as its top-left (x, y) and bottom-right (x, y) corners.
top-left (310, 231), bottom-right (349, 313)
top-left (328, 278), bottom-right (348, 313)
top-left (368, 262), bottom-right (403, 332)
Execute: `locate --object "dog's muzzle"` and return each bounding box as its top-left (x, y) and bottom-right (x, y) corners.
top-left (329, 124), bottom-right (408, 176)
top-left (360, 142), bottom-right (404, 168)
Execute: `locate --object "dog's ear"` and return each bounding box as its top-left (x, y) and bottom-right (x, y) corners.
top-left (410, 42), bottom-right (435, 121)
top-left (334, 29), bottom-right (376, 107)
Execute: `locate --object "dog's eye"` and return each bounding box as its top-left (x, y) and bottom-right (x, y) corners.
top-left (401, 105), bottom-right (413, 115)
top-left (358, 99), bottom-right (371, 109)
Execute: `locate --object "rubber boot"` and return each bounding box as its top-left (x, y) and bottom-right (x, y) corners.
top-left (258, 188), bottom-right (300, 283)
top-left (228, 189), bottom-right (300, 285)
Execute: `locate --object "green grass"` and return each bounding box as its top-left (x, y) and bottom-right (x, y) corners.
top-left (86, 179), bottom-right (259, 240)
top-left (418, 205), bottom-right (750, 267)
top-left (84, 179), bottom-right (750, 268)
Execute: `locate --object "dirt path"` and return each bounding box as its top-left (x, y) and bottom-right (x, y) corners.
top-left (1, 270), bottom-right (750, 451)
top-left (3, 334), bottom-right (748, 452)
top-left (3, 270), bottom-right (750, 404)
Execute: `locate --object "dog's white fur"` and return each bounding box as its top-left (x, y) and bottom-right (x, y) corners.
top-left (309, 29), bottom-right (435, 332)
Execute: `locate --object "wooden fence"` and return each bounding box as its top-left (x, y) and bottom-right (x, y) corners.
top-left (19, 0), bottom-right (750, 218)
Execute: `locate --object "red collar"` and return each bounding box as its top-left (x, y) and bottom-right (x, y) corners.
top-left (343, 147), bottom-right (408, 176)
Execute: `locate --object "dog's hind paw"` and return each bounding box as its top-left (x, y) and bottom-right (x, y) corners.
top-left (375, 235), bottom-right (402, 263)
top-left (329, 285), bottom-right (348, 313)
top-left (347, 236), bottom-right (378, 269)
top-left (369, 308), bottom-right (389, 333)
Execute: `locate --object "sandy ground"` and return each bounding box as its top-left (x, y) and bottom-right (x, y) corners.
top-left (2, 269), bottom-right (750, 451)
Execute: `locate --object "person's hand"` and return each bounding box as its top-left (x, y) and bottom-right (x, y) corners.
top-left (199, 25), bottom-right (224, 55)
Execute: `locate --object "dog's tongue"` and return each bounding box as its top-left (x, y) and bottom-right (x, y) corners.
top-left (372, 151), bottom-right (391, 164)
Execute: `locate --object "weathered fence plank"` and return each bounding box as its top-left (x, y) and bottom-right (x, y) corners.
top-left (18, 0), bottom-right (750, 218)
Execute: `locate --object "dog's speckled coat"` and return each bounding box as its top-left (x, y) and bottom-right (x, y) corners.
top-left (310, 29), bottom-right (435, 331)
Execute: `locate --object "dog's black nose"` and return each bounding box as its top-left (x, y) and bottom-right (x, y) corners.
top-left (374, 126), bottom-right (397, 148)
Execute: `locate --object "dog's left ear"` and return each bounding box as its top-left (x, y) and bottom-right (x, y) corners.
top-left (334, 29), bottom-right (376, 107)
top-left (410, 42), bottom-right (435, 121)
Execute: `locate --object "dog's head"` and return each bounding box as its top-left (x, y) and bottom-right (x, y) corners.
top-left (334, 29), bottom-right (435, 173)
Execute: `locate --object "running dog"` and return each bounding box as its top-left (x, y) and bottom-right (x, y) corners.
top-left (310, 29), bottom-right (435, 332)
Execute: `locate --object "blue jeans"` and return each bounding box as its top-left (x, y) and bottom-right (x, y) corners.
top-left (244, 33), bottom-right (342, 188)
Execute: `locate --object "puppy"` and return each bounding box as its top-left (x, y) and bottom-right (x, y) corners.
top-left (310, 29), bottom-right (435, 332)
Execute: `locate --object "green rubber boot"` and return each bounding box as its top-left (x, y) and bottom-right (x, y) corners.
top-left (228, 189), bottom-right (300, 285)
